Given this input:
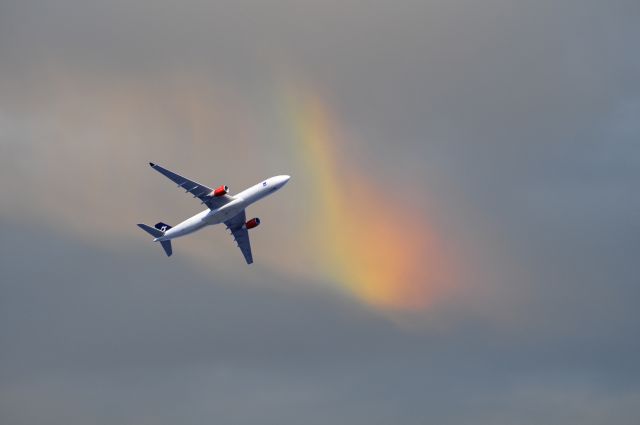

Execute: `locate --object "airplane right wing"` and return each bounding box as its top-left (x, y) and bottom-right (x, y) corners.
top-left (224, 210), bottom-right (253, 264)
top-left (149, 163), bottom-right (234, 210)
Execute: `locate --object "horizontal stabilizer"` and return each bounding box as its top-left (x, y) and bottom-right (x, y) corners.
top-left (137, 223), bottom-right (164, 238)
top-left (160, 240), bottom-right (173, 256)
top-left (137, 223), bottom-right (173, 257)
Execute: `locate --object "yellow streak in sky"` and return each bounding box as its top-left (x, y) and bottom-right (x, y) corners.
top-left (285, 86), bottom-right (454, 311)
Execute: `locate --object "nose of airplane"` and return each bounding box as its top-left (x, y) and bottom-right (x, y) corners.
top-left (278, 175), bottom-right (291, 186)
top-left (269, 175), bottom-right (290, 189)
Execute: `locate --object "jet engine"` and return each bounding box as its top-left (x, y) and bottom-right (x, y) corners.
top-left (212, 185), bottom-right (229, 197)
top-left (245, 218), bottom-right (261, 229)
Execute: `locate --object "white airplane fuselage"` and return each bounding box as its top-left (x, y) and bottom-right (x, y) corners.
top-left (155, 175), bottom-right (290, 242)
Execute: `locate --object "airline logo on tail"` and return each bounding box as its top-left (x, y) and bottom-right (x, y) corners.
top-left (155, 222), bottom-right (172, 233)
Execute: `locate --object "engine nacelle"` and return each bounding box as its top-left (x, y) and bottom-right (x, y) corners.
top-left (212, 185), bottom-right (229, 197)
top-left (245, 218), bottom-right (261, 229)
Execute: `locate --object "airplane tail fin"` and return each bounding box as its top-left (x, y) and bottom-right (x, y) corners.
top-left (137, 223), bottom-right (173, 257)
top-left (154, 222), bottom-right (172, 232)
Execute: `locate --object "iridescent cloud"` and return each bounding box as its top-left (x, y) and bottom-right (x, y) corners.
top-left (281, 83), bottom-right (456, 311)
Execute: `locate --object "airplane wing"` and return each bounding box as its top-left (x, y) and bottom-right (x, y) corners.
top-left (224, 210), bottom-right (253, 264)
top-left (149, 163), bottom-right (234, 210)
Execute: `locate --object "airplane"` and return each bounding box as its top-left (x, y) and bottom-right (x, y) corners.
top-left (138, 163), bottom-right (290, 264)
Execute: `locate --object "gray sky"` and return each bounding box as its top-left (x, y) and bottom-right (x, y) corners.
top-left (1, 1), bottom-right (639, 424)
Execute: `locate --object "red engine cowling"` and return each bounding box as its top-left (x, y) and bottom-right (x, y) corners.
top-left (212, 185), bottom-right (229, 197)
top-left (245, 218), bottom-right (261, 229)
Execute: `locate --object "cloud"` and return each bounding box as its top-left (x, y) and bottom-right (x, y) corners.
top-left (2, 219), bottom-right (640, 425)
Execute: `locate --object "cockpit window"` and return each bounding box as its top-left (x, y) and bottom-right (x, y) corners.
top-left (263, 181), bottom-right (267, 187)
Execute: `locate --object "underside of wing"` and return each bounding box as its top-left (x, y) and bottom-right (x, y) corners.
top-left (224, 210), bottom-right (253, 264)
top-left (149, 163), bottom-right (234, 209)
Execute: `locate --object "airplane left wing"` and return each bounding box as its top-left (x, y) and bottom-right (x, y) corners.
top-left (224, 210), bottom-right (253, 264)
top-left (149, 163), bottom-right (234, 210)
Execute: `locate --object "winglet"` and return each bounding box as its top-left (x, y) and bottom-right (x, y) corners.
top-left (149, 162), bottom-right (155, 167)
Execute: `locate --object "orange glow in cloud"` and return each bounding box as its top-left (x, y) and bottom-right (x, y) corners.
top-left (284, 86), bottom-right (455, 311)
top-left (1, 66), bottom-right (456, 312)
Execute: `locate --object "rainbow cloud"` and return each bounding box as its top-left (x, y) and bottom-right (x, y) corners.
top-left (281, 84), bottom-right (455, 311)
top-left (2, 66), bottom-right (455, 312)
